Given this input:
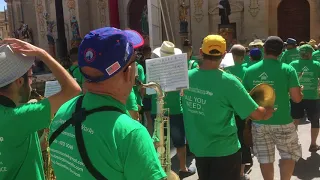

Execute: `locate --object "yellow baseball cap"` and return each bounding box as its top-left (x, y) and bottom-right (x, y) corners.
top-left (201, 35), bottom-right (226, 56)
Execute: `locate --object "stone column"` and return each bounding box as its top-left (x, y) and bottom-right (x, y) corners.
top-left (190, 0), bottom-right (209, 55)
top-left (5, 1), bottom-right (15, 36)
top-left (34, 0), bottom-right (49, 50)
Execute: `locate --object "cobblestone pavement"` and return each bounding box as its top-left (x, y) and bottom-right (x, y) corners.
top-left (170, 120), bottom-right (320, 180)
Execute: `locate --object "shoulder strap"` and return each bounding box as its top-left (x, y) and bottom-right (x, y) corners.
top-left (49, 95), bottom-right (124, 180)
top-left (68, 66), bottom-right (79, 77)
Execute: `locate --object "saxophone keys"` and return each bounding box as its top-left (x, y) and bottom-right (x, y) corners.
top-left (157, 146), bottom-right (166, 154)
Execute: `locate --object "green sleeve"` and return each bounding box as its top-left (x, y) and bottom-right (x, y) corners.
top-left (227, 77), bottom-right (259, 119)
top-left (192, 61), bottom-right (199, 69)
top-left (126, 89), bottom-right (138, 111)
top-left (121, 128), bottom-right (167, 180)
top-left (1, 99), bottom-right (51, 143)
top-left (288, 66), bottom-right (300, 88)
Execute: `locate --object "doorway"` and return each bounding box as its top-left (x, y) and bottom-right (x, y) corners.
top-left (128, 0), bottom-right (148, 35)
top-left (278, 0), bottom-right (310, 43)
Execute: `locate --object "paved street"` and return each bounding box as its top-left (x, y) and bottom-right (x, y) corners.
top-left (170, 120), bottom-right (320, 180)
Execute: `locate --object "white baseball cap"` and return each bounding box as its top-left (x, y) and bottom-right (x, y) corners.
top-left (0, 44), bottom-right (34, 88)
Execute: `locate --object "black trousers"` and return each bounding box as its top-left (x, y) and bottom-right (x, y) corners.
top-left (195, 152), bottom-right (241, 180)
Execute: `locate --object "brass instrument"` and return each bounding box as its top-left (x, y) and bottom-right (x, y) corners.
top-left (136, 81), bottom-right (179, 180)
top-left (31, 89), bottom-right (56, 180)
top-left (249, 83), bottom-right (276, 107)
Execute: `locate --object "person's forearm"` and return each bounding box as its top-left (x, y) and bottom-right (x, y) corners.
top-left (37, 50), bottom-right (81, 95)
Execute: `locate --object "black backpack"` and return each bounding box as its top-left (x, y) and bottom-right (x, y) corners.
top-left (49, 95), bottom-right (125, 180)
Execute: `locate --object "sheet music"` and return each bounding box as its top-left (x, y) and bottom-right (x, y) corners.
top-left (44, 81), bottom-right (61, 98)
top-left (220, 53), bottom-right (235, 68)
top-left (145, 53), bottom-right (189, 95)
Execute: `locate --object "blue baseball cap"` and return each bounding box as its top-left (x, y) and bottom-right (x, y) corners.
top-left (286, 38), bottom-right (297, 45)
top-left (249, 48), bottom-right (262, 57)
top-left (78, 27), bottom-right (144, 82)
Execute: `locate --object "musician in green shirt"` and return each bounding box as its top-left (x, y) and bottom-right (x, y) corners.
top-left (289, 44), bottom-right (320, 152)
top-left (0, 39), bottom-right (80, 180)
top-left (49, 27), bottom-right (166, 180)
top-left (224, 44), bottom-right (247, 81)
top-left (280, 38), bottom-right (300, 64)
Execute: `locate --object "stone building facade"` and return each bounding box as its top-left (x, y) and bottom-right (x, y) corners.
top-left (0, 10), bottom-right (10, 40)
top-left (5, 0), bottom-right (320, 55)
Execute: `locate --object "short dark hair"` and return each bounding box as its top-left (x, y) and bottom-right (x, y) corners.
top-left (0, 72), bottom-right (28, 91)
top-left (264, 47), bottom-right (282, 57)
top-left (203, 50), bottom-right (223, 61)
top-left (142, 45), bottom-right (151, 54)
top-left (264, 36), bottom-right (284, 57)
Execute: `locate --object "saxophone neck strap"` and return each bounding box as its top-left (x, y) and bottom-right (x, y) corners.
top-left (49, 95), bottom-right (124, 180)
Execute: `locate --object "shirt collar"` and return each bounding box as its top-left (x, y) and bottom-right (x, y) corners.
top-left (0, 95), bottom-right (16, 108)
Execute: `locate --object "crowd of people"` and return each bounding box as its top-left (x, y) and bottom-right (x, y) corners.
top-left (0, 26), bottom-right (319, 180)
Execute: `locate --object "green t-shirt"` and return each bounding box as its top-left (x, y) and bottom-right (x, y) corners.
top-left (289, 60), bottom-right (320, 99)
top-left (181, 69), bottom-right (258, 157)
top-left (0, 97), bottom-right (51, 180)
top-left (224, 62), bottom-right (247, 81)
top-left (188, 59), bottom-right (199, 70)
top-left (126, 88), bottom-right (138, 111)
top-left (49, 93), bottom-right (166, 180)
top-left (151, 91), bottom-right (182, 115)
top-left (312, 50), bottom-right (320, 61)
top-left (68, 65), bottom-right (85, 88)
top-left (133, 63), bottom-right (145, 107)
top-left (244, 60), bottom-right (259, 68)
top-left (243, 59), bottom-right (300, 125)
top-left (280, 48), bottom-right (300, 64)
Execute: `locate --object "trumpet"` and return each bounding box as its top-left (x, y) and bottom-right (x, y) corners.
top-left (31, 89), bottom-right (56, 180)
top-left (136, 80), bottom-right (179, 180)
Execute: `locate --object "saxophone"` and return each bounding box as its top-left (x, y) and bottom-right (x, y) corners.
top-left (136, 81), bottom-right (180, 180)
top-left (31, 89), bottom-right (56, 180)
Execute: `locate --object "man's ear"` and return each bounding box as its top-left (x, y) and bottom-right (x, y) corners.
top-left (123, 65), bottom-right (134, 83)
top-left (15, 76), bottom-right (24, 88)
top-left (199, 48), bottom-right (203, 55)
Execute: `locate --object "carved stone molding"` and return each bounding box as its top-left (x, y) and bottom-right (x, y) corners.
top-left (248, 0), bottom-right (260, 17)
top-left (208, 1), bottom-right (244, 15)
top-left (97, 0), bottom-right (108, 27)
top-left (193, 0), bottom-right (204, 23)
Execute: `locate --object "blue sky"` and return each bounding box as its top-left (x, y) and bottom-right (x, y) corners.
top-left (0, 0), bottom-right (6, 11)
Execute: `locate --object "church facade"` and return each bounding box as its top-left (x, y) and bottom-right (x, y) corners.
top-left (5, 0), bottom-right (320, 56)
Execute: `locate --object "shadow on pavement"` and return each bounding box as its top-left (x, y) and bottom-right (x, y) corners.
top-left (293, 153), bottom-right (320, 180)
